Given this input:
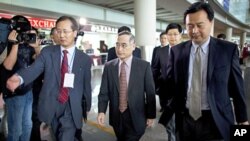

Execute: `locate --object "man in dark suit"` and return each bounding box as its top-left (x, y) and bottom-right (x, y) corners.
top-left (107, 26), bottom-right (141, 61)
top-left (97, 31), bottom-right (156, 141)
top-left (153, 23), bottom-right (182, 141)
top-left (151, 32), bottom-right (168, 84)
top-left (162, 2), bottom-right (249, 141)
top-left (6, 16), bottom-right (92, 141)
top-left (217, 33), bottom-right (226, 40)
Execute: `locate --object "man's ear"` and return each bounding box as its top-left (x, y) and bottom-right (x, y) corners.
top-left (73, 30), bottom-right (78, 38)
top-left (132, 43), bottom-right (136, 51)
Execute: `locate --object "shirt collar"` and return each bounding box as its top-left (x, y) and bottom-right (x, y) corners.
top-left (61, 45), bottom-right (75, 55)
top-left (119, 55), bottom-right (133, 66)
top-left (192, 37), bottom-right (210, 54)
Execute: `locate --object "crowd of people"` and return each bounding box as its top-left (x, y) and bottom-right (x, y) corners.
top-left (0, 1), bottom-right (249, 141)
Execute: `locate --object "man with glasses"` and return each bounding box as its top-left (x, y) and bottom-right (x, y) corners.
top-left (97, 31), bottom-right (156, 141)
top-left (107, 26), bottom-right (141, 61)
top-left (6, 16), bottom-right (92, 141)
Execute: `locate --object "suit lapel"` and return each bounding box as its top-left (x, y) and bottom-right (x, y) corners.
top-left (52, 46), bottom-right (61, 85)
top-left (182, 41), bottom-right (192, 83)
top-left (160, 45), bottom-right (169, 61)
top-left (207, 37), bottom-right (218, 85)
top-left (127, 58), bottom-right (136, 97)
top-left (112, 59), bottom-right (119, 91)
top-left (165, 45), bottom-right (170, 63)
top-left (71, 48), bottom-right (80, 76)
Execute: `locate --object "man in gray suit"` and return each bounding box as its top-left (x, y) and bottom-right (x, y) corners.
top-left (6, 16), bottom-right (92, 141)
top-left (97, 31), bottom-right (156, 141)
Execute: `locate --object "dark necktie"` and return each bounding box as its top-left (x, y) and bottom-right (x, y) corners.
top-left (58, 50), bottom-right (69, 104)
top-left (119, 62), bottom-right (128, 112)
top-left (189, 46), bottom-right (202, 120)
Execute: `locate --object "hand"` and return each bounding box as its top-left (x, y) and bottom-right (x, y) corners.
top-left (97, 113), bottom-right (105, 126)
top-left (8, 30), bottom-right (18, 43)
top-left (238, 121), bottom-right (249, 125)
top-left (146, 119), bottom-right (154, 128)
top-left (6, 74), bottom-right (21, 92)
top-left (0, 93), bottom-right (5, 109)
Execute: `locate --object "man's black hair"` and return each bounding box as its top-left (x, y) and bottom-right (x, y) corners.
top-left (184, 2), bottom-right (214, 24)
top-left (118, 26), bottom-right (131, 33)
top-left (56, 16), bottom-right (79, 31)
top-left (166, 23), bottom-right (182, 34)
top-left (217, 33), bottom-right (226, 39)
top-left (160, 32), bottom-right (167, 37)
top-left (50, 27), bottom-right (56, 35)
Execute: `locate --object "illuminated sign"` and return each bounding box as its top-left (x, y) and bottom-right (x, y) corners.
top-left (0, 13), bottom-right (56, 28)
top-left (91, 25), bottom-right (118, 33)
top-left (28, 18), bottom-right (55, 28)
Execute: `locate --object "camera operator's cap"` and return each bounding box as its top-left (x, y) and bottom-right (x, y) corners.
top-left (11, 15), bottom-right (31, 33)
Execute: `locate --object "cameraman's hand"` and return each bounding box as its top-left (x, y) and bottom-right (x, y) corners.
top-left (8, 30), bottom-right (18, 43)
top-left (6, 74), bottom-right (21, 92)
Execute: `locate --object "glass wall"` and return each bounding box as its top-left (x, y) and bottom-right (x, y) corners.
top-left (216, 0), bottom-right (250, 24)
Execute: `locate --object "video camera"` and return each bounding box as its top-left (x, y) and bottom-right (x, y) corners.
top-left (38, 31), bottom-right (54, 46)
top-left (0, 15), bottom-right (36, 44)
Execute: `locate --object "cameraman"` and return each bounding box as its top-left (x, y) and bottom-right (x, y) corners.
top-left (2, 27), bottom-right (40, 141)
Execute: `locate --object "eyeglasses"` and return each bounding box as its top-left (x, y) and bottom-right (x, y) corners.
top-left (115, 43), bottom-right (129, 49)
top-left (55, 30), bottom-right (74, 35)
top-left (167, 33), bottom-right (180, 36)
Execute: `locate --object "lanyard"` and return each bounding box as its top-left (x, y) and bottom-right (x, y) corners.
top-left (62, 49), bottom-right (75, 73)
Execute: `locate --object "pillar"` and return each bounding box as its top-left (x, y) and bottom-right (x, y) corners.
top-left (240, 31), bottom-right (247, 48)
top-left (134, 0), bottom-right (156, 62)
top-left (226, 27), bottom-right (233, 41)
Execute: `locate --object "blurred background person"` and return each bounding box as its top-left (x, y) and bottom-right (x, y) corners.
top-left (50, 27), bottom-right (60, 45)
top-left (154, 23), bottom-right (182, 141)
top-left (217, 33), bottom-right (226, 40)
top-left (151, 31), bottom-right (168, 77)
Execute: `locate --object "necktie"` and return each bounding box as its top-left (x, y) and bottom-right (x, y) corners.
top-left (189, 46), bottom-right (202, 120)
top-left (119, 62), bottom-right (128, 112)
top-left (58, 50), bottom-right (69, 104)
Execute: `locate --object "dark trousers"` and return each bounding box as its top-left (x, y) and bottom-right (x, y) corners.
top-left (30, 112), bottom-right (41, 141)
top-left (113, 109), bottom-right (144, 141)
top-left (159, 93), bottom-right (168, 109)
top-left (51, 101), bottom-right (77, 141)
top-left (176, 110), bottom-right (223, 141)
top-left (30, 94), bottom-right (41, 141)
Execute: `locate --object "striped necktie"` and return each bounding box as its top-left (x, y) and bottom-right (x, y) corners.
top-left (58, 50), bottom-right (69, 104)
top-left (119, 62), bottom-right (128, 112)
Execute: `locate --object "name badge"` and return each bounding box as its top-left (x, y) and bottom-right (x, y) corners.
top-left (63, 73), bottom-right (75, 88)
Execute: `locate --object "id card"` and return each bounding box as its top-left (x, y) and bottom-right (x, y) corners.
top-left (63, 73), bottom-right (75, 88)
